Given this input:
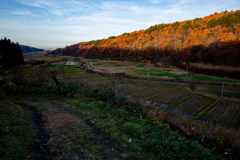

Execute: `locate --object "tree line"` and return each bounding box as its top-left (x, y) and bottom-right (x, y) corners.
top-left (0, 37), bottom-right (24, 68)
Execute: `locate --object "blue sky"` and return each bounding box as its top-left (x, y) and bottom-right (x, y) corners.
top-left (0, 0), bottom-right (239, 49)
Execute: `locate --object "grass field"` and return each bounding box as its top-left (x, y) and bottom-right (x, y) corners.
top-left (190, 75), bottom-right (240, 83)
top-left (127, 69), bottom-right (194, 78)
top-left (127, 69), bottom-right (240, 83)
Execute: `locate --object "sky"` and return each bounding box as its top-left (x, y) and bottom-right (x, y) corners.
top-left (0, 0), bottom-right (239, 49)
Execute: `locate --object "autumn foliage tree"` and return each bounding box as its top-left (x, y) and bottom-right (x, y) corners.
top-left (52, 10), bottom-right (240, 66)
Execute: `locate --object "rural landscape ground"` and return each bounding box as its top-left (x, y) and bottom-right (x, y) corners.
top-left (1, 52), bottom-right (240, 159)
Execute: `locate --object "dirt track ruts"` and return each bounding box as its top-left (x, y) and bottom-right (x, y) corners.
top-left (16, 99), bottom-right (128, 160)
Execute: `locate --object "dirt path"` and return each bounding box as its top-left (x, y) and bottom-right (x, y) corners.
top-left (18, 103), bottom-right (51, 160)
top-left (16, 99), bottom-right (128, 160)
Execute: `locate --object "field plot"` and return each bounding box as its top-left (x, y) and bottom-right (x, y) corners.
top-left (129, 86), bottom-right (176, 99)
top-left (151, 88), bottom-right (192, 108)
top-left (49, 61), bottom-right (66, 65)
top-left (170, 95), bottom-right (215, 118)
top-left (199, 101), bottom-right (240, 128)
top-left (86, 79), bottom-right (121, 88)
top-left (197, 85), bottom-right (240, 98)
top-left (127, 69), bottom-right (193, 78)
top-left (114, 83), bottom-right (146, 95)
top-left (28, 56), bottom-right (64, 62)
top-left (56, 74), bottom-right (98, 79)
top-left (59, 77), bottom-right (108, 83)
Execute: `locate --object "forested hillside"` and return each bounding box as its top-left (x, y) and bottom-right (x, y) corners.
top-left (20, 45), bottom-right (45, 53)
top-left (52, 10), bottom-right (240, 66)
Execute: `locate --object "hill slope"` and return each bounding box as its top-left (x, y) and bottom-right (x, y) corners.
top-left (52, 10), bottom-right (240, 66)
top-left (20, 45), bottom-right (45, 53)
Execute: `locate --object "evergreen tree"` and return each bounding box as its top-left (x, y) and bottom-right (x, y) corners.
top-left (0, 37), bottom-right (24, 68)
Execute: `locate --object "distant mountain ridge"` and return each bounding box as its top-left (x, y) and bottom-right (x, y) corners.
top-left (20, 45), bottom-right (46, 53)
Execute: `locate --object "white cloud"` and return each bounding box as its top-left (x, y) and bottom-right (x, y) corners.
top-left (10, 10), bottom-right (38, 17)
top-left (16, 0), bottom-right (53, 8)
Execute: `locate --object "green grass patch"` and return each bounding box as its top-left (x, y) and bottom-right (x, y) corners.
top-left (106, 62), bottom-right (118, 65)
top-left (67, 98), bottom-right (222, 159)
top-left (114, 64), bottom-right (126, 67)
top-left (43, 64), bottom-right (58, 68)
top-left (127, 69), bottom-right (193, 78)
top-left (190, 75), bottom-right (240, 83)
top-left (0, 99), bottom-right (33, 160)
top-left (135, 64), bottom-right (147, 68)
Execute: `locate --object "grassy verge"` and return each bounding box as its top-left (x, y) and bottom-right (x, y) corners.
top-left (0, 99), bottom-right (33, 160)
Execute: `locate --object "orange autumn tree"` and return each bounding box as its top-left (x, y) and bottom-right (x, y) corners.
top-left (53, 10), bottom-right (240, 66)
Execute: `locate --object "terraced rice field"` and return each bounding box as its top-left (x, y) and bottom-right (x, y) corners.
top-left (129, 86), bottom-right (176, 99)
top-left (115, 83), bottom-right (146, 95)
top-left (200, 101), bottom-right (240, 128)
top-left (86, 79), bottom-right (120, 88)
top-left (149, 88), bottom-right (192, 108)
top-left (170, 95), bottom-right (215, 118)
top-left (7, 59), bottom-right (240, 129)
top-left (197, 85), bottom-right (240, 99)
